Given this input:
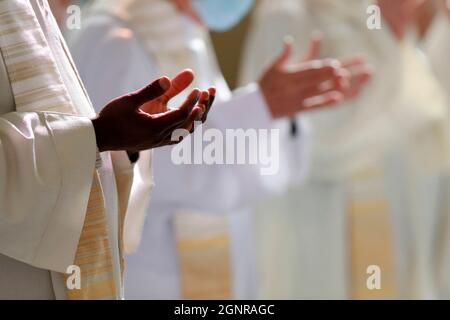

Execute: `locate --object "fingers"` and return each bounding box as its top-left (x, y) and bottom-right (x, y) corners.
top-left (301, 31), bottom-right (323, 62)
top-left (127, 77), bottom-right (171, 108)
top-left (133, 78), bottom-right (214, 149)
top-left (154, 89), bottom-right (200, 125)
top-left (181, 90), bottom-right (210, 131)
top-left (300, 77), bottom-right (345, 100)
top-left (183, 105), bottom-right (204, 132)
top-left (340, 57), bottom-right (373, 99)
top-left (159, 89), bottom-right (212, 146)
top-left (293, 59), bottom-right (341, 81)
top-left (178, 88), bottom-right (202, 115)
top-left (202, 87), bottom-right (216, 122)
top-left (159, 105), bottom-right (204, 147)
top-left (345, 70), bottom-right (372, 99)
top-left (288, 61), bottom-right (349, 95)
top-left (197, 90), bottom-right (210, 111)
top-left (161, 69), bottom-right (195, 104)
top-left (196, 90), bottom-right (209, 118)
top-left (341, 56), bottom-right (367, 69)
top-left (272, 37), bottom-right (294, 70)
top-left (335, 68), bottom-right (351, 92)
top-left (302, 91), bottom-right (344, 111)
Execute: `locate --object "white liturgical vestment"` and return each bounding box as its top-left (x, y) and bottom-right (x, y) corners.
top-left (240, 0), bottom-right (450, 299)
top-left (423, 11), bottom-right (450, 298)
top-left (0, 0), bottom-right (153, 299)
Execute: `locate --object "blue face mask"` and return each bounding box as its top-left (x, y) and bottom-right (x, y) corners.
top-left (192, 0), bottom-right (254, 32)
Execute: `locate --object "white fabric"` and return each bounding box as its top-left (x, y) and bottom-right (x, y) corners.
top-left (0, 0), bottom-right (97, 298)
top-left (69, 1), bottom-right (310, 299)
top-left (423, 11), bottom-right (450, 298)
top-left (242, 0), bottom-right (449, 180)
top-left (0, 0), bottom-right (148, 299)
top-left (424, 12), bottom-right (450, 104)
top-left (240, 0), bottom-right (450, 299)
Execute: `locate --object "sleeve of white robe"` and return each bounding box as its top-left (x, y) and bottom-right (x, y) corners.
top-left (0, 64), bottom-right (97, 273)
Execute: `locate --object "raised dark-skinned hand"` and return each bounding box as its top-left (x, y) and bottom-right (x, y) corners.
top-left (92, 70), bottom-right (215, 153)
top-left (140, 69), bottom-right (216, 132)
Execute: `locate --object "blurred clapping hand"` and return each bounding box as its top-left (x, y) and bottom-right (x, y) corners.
top-left (259, 33), bottom-right (372, 119)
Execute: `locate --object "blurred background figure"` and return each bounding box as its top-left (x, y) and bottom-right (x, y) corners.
top-left (422, 0), bottom-right (450, 102)
top-left (419, 0), bottom-right (450, 298)
top-left (67, 0), bottom-right (368, 300)
top-left (48, 0), bottom-right (71, 25)
top-left (241, 0), bottom-right (450, 299)
top-left (48, 0), bottom-right (87, 33)
top-left (48, 0), bottom-right (450, 300)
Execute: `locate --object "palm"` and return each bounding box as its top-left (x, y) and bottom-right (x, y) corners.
top-left (141, 97), bottom-right (169, 114)
top-left (141, 70), bottom-right (195, 115)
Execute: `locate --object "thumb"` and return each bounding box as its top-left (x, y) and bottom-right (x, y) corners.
top-left (272, 37), bottom-right (294, 70)
top-left (301, 31), bottom-right (323, 62)
top-left (127, 77), bottom-right (171, 108)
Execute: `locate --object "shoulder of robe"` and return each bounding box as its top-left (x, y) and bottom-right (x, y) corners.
top-left (0, 49), bottom-right (15, 114)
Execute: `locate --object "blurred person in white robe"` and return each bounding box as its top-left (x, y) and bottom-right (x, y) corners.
top-left (420, 0), bottom-right (450, 298)
top-left (0, 0), bottom-right (212, 300)
top-left (423, 0), bottom-right (450, 101)
top-left (68, 0), bottom-right (371, 299)
top-left (240, 0), bottom-right (450, 299)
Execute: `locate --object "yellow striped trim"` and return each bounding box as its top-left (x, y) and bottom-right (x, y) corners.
top-left (175, 213), bottom-right (232, 300)
top-left (349, 169), bottom-right (397, 299)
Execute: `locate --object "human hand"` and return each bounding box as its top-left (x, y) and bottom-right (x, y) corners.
top-left (259, 37), bottom-right (349, 119)
top-left (141, 69), bottom-right (215, 129)
top-left (92, 73), bottom-right (214, 152)
top-left (340, 57), bottom-right (373, 100)
top-left (301, 33), bottom-right (372, 102)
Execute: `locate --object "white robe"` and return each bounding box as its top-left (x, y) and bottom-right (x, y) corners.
top-left (240, 0), bottom-right (450, 299)
top-left (69, 6), bottom-right (310, 299)
top-left (423, 12), bottom-right (450, 298)
top-left (0, 0), bottom-right (150, 299)
top-left (424, 12), bottom-right (450, 103)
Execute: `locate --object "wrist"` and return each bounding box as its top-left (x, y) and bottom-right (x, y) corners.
top-left (258, 79), bottom-right (279, 119)
top-left (91, 117), bottom-right (108, 152)
top-left (259, 88), bottom-right (278, 119)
